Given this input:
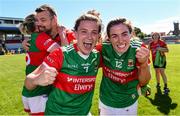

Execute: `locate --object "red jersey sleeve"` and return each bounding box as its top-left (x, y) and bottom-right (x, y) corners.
top-left (43, 48), bottom-right (64, 70)
top-left (36, 32), bottom-right (56, 51)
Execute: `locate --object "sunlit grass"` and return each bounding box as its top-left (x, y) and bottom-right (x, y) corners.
top-left (0, 44), bottom-right (179, 115)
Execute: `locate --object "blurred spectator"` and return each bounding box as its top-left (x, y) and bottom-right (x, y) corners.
top-left (0, 45), bottom-right (5, 55)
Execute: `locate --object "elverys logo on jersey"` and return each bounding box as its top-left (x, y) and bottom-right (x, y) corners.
top-left (55, 72), bottom-right (96, 94)
top-left (26, 53), bottom-right (30, 65)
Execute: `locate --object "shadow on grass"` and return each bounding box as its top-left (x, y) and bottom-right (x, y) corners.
top-left (146, 87), bottom-right (178, 115)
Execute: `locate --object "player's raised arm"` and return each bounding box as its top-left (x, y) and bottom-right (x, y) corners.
top-left (136, 47), bottom-right (151, 86)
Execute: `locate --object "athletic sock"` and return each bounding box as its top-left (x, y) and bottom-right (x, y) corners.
top-left (164, 83), bottom-right (167, 89)
top-left (157, 83), bottom-right (160, 87)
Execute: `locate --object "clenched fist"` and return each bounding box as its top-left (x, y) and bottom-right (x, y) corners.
top-left (37, 67), bottom-right (57, 86)
top-left (27, 66), bottom-right (57, 86)
top-left (136, 47), bottom-right (150, 65)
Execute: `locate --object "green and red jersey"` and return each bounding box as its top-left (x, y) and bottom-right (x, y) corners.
top-left (97, 39), bottom-right (145, 108)
top-left (149, 39), bottom-right (167, 61)
top-left (23, 31), bottom-right (75, 97)
top-left (43, 43), bottom-right (100, 115)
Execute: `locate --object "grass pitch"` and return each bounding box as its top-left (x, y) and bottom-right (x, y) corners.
top-left (0, 44), bottom-right (179, 115)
